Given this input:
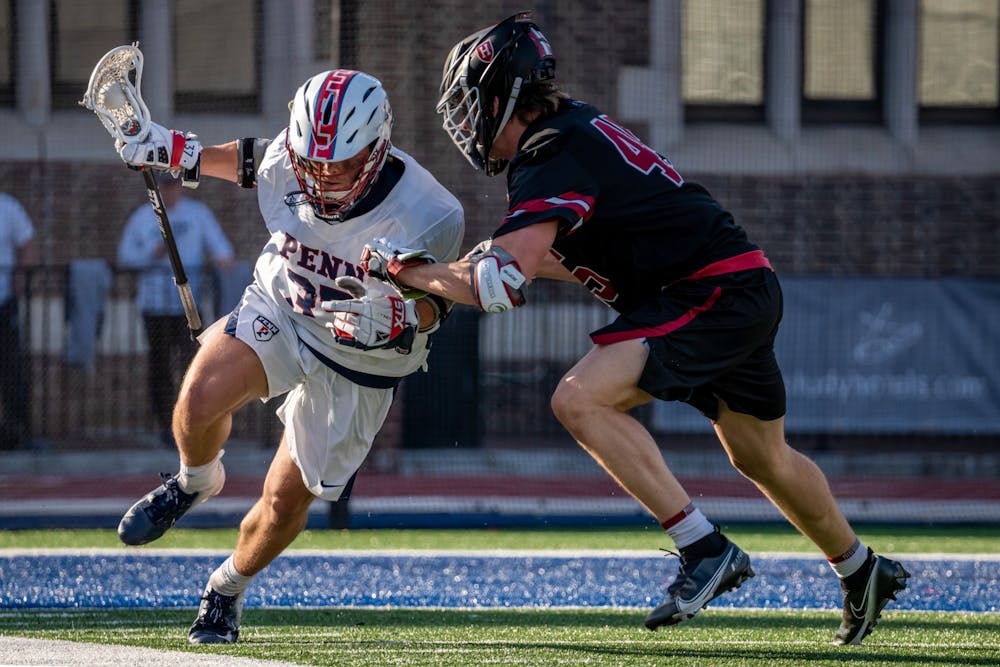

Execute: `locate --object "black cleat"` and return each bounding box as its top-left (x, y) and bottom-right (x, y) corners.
top-left (189, 587), bottom-right (245, 645)
top-left (117, 473), bottom-right (200, 545)
top-left (645, 538), bottom-right (755, 630)
top-left (833, 555), bottom-right (909, 645)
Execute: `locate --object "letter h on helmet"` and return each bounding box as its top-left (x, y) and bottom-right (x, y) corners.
top-left (436, 12), bottom-right (556, 176)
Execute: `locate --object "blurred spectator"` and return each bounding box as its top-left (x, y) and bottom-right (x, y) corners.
top-left (0, 192), bottom-right (37, 450)
top-left (117, 173), bottom-right (235, 447)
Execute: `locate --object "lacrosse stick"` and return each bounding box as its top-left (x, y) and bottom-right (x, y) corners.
top-left (80, 43), bottom-right (203, 339)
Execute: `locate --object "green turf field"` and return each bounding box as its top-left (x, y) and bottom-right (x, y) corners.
top-left (2, 523), bottom-right (999, 553)
top-left (3, 526), bottom-right (999, 666)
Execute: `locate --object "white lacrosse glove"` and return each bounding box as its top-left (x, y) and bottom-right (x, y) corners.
top-left (117, 121), bottom-right (202, 171)
top-left (360, 238), bottom-right (436, 299)
top-left (320, 276), bottom-right (419, 354)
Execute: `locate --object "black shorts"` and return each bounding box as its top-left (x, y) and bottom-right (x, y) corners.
top-left (590, 268), bottom-right (786, 421)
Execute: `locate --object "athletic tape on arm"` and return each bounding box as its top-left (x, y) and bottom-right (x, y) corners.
top-left (470, 247), bottom-right (527, 313)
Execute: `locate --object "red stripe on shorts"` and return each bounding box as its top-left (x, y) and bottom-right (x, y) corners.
top-left (591, 286), bottom-right (722, 345)
top-left (590, 250), bottom-right (772, 346)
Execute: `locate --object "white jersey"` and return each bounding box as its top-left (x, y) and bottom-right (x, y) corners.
top-left (253, 132), bottom-right (464, 380)
top-left (118, 197), bottom-right (234, 316)
top-left (0, 193), bottom-right (35, 304)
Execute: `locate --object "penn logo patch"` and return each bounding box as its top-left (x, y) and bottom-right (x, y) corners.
top-left (476, 41), bottom-right (494, 63)
top-left (254, 315), bottom-right (279, 341)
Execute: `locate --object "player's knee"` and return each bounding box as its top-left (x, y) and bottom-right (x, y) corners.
top-left (252, 492), bottom-right (311, 527)
top-left (550, 380), bottom-right (588, 427)
top-left (726, 442), bottom-right (790, 483)
top-left (727, 451), bottom-right (766, 481)
top-left (174, 376), bottom-right (229, 428)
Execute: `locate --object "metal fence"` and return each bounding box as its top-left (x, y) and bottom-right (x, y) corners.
top-left (2, 265), bottom-right (997, 456)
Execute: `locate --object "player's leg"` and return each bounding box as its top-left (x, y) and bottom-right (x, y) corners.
top-left (714, 407), bottom-right (855, 554)
top-left (550, 340), bottom-right (753, 629)
top-left (713, 402), bottom-right (909, 644)
top-left (117, 321), bottom-right (268, 545)
top-left (551, 339), bottom-right (688, 519)
top-left (191, 365), bottom-right (393, 645)
top-left (188, 435), bottom-right (315, 645)
top-left (171, 323), bottom-right (268, 467)
top-left (233, 436), bottom-right (316, 575)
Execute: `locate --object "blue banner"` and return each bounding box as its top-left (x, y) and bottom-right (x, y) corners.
top-left (652, 277), bottom-right (1000, 434)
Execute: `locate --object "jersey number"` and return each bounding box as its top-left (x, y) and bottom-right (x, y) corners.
top-left (285, 268), bottom-right (352, 316)
top-left (591, 115), bottom-right (683, 186)
top-left (549, 248), bottom-right (618, 305)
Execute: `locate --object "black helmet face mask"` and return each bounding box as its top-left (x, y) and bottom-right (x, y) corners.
top-left (436, 13), bottom-right (555, 176)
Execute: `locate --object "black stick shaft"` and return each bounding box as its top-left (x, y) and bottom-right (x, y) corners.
top-left (141, 168), bottom-right (203, 340)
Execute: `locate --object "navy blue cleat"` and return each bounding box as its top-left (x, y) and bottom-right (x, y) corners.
top-left (189, 587), bottom-right (246, 645)
top-left (645, 538), bottom-right (755, 630)
top-left (117, 472), bottom-right (200, 545)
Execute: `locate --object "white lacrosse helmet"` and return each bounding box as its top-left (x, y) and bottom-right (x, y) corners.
top-left (285, 70), bottom-right (393, 221)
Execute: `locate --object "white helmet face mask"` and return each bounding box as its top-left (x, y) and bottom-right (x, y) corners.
top-left (285, 70), bottom-right (393, 221)
top-left (437, 80), bottom-right (483, 172)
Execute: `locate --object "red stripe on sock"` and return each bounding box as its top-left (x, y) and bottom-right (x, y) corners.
top-left (827, 539), bottom-right (861, 563)
top-left (660, 503), bottom-right (695, 530)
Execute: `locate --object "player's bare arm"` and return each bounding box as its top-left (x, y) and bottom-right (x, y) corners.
top-left (199, 142), bottom-right (239, 183)
top-left (393, 221), bottom-right (560, 306)
top-left (535, 249), bottom-right (578, 282)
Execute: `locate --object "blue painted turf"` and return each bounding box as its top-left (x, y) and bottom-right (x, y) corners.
top-left (1, 553), bottom-right (996, 612)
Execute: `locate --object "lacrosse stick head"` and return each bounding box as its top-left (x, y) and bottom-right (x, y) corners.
top-left (80, 42), bottom-right (152, 143)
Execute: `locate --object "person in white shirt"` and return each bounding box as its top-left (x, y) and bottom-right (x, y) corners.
top-left (0, 192), bottom-right (37, 450)
top-left (117, 172), bottom-right (235, 447)
top-left (110, 69), bottom-right (464, 645)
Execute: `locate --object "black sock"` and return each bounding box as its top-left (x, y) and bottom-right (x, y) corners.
top-left (842, 549), bottom-right (876, 590)
top-left (680, 529), bottom-right (727, 560)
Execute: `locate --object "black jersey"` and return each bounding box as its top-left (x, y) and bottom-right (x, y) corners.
top-left (493, 99), bottom-right (761, 314)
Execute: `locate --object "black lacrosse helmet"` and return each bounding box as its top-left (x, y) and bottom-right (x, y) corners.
top-left (436, 12), bottom-right (556, 176)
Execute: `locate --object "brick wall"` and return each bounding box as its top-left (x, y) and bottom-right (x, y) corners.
top-left (2, 161), bottom-right (995, 278)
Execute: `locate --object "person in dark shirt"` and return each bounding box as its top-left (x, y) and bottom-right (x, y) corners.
top-left (362, 13), bottom-right (909, 645)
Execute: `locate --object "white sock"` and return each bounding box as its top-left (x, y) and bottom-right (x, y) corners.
top-left (828, 538), bottom-right (870, 579)
top-left (176, 449), bottom-right (225, 499)
top-left (664, 505), bottom-right (715, 549)
top-left (207, 555), bottom-right (253, 596)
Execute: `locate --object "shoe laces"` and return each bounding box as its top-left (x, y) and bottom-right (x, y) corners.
top-left (199, 591), bottom-right (238, 628)
top-left (144, 473), bottom-right (191, 524)
top-left (659, 548), bottom-right (698, 595)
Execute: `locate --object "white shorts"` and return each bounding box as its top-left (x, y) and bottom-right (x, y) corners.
top-left (226, 284), bottom-right (394, 501)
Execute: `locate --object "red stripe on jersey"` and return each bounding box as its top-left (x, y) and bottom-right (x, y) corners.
top-left (503, 192), bottom-right (595, 227)
top-left (591, 287), bottom-right (722, 345)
